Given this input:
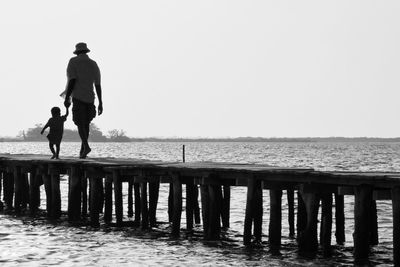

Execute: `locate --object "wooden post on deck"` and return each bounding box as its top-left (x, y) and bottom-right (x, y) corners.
top-left (296, 191), bottom-right (307, 238)
top-left (168, 183), bottom-right (174, 223)
top-left (269, 189), bottom-right (282, 252)
top-left (68, 166), bottom-right (82, 221)
top-left (29, 168), bottom-right (41, 214)
top-left (88, 169), bottom-right (103, 227)
top-left (104, 174), bottom-right (113, 223)
top-left (392, 186), bottom-right (400, 267)
top-left (171, 174), bottom-right (182, 237)
top-left (320, 193), bottom-right (333, 257)
top-left (113, 170), bottom-right (123, 226)
top-left (334, 193), bottom-right (345, 245)
top-left (353, 185), bottom-right (372, 262)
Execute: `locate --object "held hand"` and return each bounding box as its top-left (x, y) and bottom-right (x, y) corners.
top-left (40, 130), bottom-right (44, 135)
top-left (98, 103), bottom-right (103, 116)
top-left (64, 99), bottom-right (71, 108)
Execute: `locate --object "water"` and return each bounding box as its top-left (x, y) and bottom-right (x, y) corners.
top-left (0, 141), bottom-right (399, 266)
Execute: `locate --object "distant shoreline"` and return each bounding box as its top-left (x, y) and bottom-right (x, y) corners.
top-left (1, 137), bottom-right (400, 143)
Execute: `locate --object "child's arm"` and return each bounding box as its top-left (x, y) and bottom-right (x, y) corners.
top-left (62, 108), bottom-right (69, 121)
top-left (41, 122), bottom-right (50, 135)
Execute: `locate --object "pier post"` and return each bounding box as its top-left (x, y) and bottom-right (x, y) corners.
top-left (186, 182), bottom-right (195, 232)
top-left (194, 185), bottom-right (201, 224)
top-left (29, 168), bottom-right (41, 214)
top-left (113, 170), bottom-right (123, 226)
top-left (149, 180), bottom-right (160, 227)
top-left (128, 180), bottom-right (133, 218)
top-left (21, 172), bottom-right (29, 211)
top-left (392, 186), bottom-right (400, 266)
top-left (296, 191), bottom-right (307, 238)
top-left (369, 199), bottom-right (378, 246)
top-left (168, 183), bottom-right (173, 222)
top-left (81, 174), bottom-right (88, 217)
top-left (68, 166), bottom-right (82, 221)
top-left (3, 171), bottom-right (14, 211)
top-left (171, 173), bottom-right (182, 237)
top-left (48, 165), bottom-right (61, 219)
top-left (269, 189), bottom-right (282, 252)
top-left (320, 193), bottom-right (333, 257)
top-left (200, 184), bottom-right (210, 238)
top-left (104, 174), bottom-right (113, 223)
top-left (208, 184), bottom-right (222, 240)
top-left (287, 189), bottom-right (295, 238)
top-left (221, 185), bottom-right (231, 228)
top-left (298, 190), bottom-right (320, 255)
top-left (140, 181), bottom-right (149, 229)
top-left (134, 182), bottom-right (141, 222)
top-left (88, 170), bottom-right (103, 227)
top-left (353, 185), bottom-right (372, 262)
top-left (244, 177), bottom-right (263, 245)
top-left (334, 193), bottom-right (345, 244)
top-left (13, 166), bottom-right (22, 214)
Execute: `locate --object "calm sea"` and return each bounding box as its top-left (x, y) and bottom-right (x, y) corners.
top-left (0, 141), bottom-right (399, 266)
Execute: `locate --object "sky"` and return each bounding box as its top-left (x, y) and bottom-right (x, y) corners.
top-left (1, 1), bottom-right (400, 138)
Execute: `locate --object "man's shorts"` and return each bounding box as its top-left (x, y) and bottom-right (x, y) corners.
top-left (72, 98), bottom-right (96, 126)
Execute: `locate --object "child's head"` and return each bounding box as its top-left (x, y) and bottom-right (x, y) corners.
top-left (51, 107), bottom-right (61, 117)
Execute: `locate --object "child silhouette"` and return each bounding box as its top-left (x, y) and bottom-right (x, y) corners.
top-left (41, 107), bottom-right (69, 159)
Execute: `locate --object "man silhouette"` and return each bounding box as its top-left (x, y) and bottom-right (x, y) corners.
top-left (64, 42), bottom-right (103, 158)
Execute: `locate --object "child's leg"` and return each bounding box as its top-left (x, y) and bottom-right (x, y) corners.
top-left (55, 144), bottom-right (60, 159)
top-left (49, 143), bottom-right (56, 159)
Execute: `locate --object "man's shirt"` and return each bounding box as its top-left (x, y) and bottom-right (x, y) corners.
top-left (67, 54), bottom-right (101, 103)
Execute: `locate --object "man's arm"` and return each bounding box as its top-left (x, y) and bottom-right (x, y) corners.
top-left (95, 84), bottom-right (103, 115)
top-left (64, 79), bottom-right (76, 108)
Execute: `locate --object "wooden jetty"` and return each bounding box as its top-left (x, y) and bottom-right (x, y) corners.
top-left (0, 153), bottom-right (400, 265)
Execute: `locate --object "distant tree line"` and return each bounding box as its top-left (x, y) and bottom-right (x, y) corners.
top-left (18, 123), bottom-right (130, 142)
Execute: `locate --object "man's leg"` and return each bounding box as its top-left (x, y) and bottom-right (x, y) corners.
top-left (78, 124), bottom-right (91, 158)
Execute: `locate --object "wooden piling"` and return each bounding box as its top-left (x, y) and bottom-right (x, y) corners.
top-left (21, 173), bottom-right (29, 211)
top-left (113, 170), bottom-right (123, 226)
top-left (320, 193), bottom-right (333, 257)
top-left (186, 183), bottom-right (195, 232)
top-left (221, 185), bottom-right (231, 228)
top-left (296, 190), bottom-right (307, 238)
top-left (3, 171), bottom-right (14, 211)
top-left (42, 172), bottom-right (52, 217)
top-left (134, 182), bottom-right (141, 222)
top-left (200, 184), bottom-right (210, 239)
top-left (140, 182), bottom-right (149, 229)
top-left (334, 193), bottom-right (345, 245)
top-left (269, 189), bottom-right (282, 252)
top-left (81, 174), bottom-right (88, 217)
top-left (48, 166), bottom-right (61, 219)
top-left (287, 189), bottom-right (295, 238)
top-left (128, 180), bottom-right (133, 218)
top-left (171, 174), bottom-right (182, 237)
top-left (194, 185), bottom-right (201, 224)
top-left (29, 168), bottom-right (41, 213)
top-left (244, 178), bottom-right (262, 245)
top-left (208, 185), bottom-right (222, 240)
top-left (104, 174), bottom-right (113, 223)
top-left (168, 183), bottom-right (173, 223)
top-left (369, 199), bottom-right (378, 246)
top-left (353, 185), bottom-right (372, 262)
top-left (13, 166), bottom-right (22, 214)
top-left (68, 167), bottom-right (82, 221)
top-left (298, 190), bottom-right (320, 255)
top-left (392, 186), bottom-right (400, 267)
top-left (149, 181), bottom-right (160, 227)
top-left (89, 175), bottom-right (102, 227)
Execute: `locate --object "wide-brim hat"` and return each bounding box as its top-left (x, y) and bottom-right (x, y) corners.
top-left (73, 42), bottom-right (90, 54)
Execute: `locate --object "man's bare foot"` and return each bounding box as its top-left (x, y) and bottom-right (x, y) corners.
top-left (51, 155), bottom-right (56, 159)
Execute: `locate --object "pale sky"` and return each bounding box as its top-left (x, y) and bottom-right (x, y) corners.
top-left (1, 1), bottom-right (400, 138)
